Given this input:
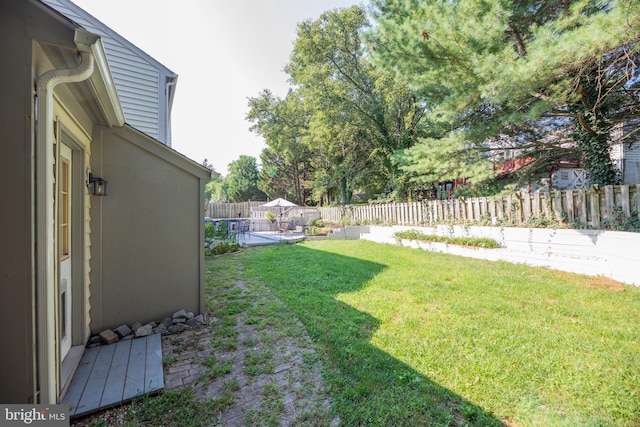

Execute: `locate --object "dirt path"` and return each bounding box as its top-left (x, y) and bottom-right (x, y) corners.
top-left (162, 278), bottom-right (337, 426)
top-left (73, 264), bottom-right (337, 427)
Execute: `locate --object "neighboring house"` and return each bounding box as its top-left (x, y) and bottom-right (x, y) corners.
top-left (490, 116), bottom-right (640, 192)
top-left (549, 161), bottom-right (587, 190)
top-left (0, 0), bottom-right (211, 405)
top-left (495, 156), bottom-right (586, 193)
top-left (611, 119), bottom-right (640, 184)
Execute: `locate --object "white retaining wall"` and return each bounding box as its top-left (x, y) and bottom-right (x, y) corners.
top-left (360, 226), bottom-right (640, 286)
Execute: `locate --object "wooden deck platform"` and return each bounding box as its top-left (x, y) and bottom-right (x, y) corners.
top-left (62, 334), bottom-right (164, 417)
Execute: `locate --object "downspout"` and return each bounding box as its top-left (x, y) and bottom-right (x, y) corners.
top-left (165, 77), bottom-right (177, 147)
top-left (35, 36), bottom-right (95, 404)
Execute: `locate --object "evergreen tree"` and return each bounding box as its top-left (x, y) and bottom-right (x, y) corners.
top-left (371, 0), bottom-right (640, 188)
top-left (225, 155), bottom-right (266, 202)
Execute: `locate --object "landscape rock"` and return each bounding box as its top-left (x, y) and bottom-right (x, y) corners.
top-left (86, 309), bottom-right (206, 348)
top-left (134, 324), bottom-right (153, 338)
top-left (153, 324), bottom-right (168, 335)
top-left (113, 324), bottom-right (132, 338)
top-left (172, 309), bottom-right (187, 320)
top-left (99, 329), bottom-right (119, 345)
top-left (187, 314), bottom-right (205, 327)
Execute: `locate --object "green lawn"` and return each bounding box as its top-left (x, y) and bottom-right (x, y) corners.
top-left (232, 240), bottom-right (640, 426)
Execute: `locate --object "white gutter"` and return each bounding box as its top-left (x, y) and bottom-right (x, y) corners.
top-left (165, 77), bottom-right (177, 147)
top-left (83, 33), bottom-right (125, 127)
top-left (35, 30), bottom-right (96, 404)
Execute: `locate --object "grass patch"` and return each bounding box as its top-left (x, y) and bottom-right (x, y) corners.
top-left (244, 383), bottom-right (284, 427)
top-left (204, 253), bottom-right (334, 425)
top-left (395, 229), bottom-right (501, 248)
top-left (234, 240), bottom-right (640, 426)
top-left (244, 350), bottom-right (274, 377)
top-left (122, 386), bottom-right (236, 426)
top-left (200, 355), bottom-right (233, 382)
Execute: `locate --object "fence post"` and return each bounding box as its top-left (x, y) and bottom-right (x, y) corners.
top-left (566, 190), bottom-right (575, 223)
top-left (590, 186), bottom-right (601, 228)
top-left (532, 191), bottom-right (540, 219)
top-left (472, 198), bottom-right (478, 222)
top-left (553, 190), bottom-right (563, 223)
top-left (621, 185), bottom-right (630, 217)
top-left (480, 197), bottom-right (487, 222)
top-left (604, 185), bottom-right (615, 222)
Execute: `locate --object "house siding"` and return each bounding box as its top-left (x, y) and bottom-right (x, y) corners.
top-left (0, 3), bottom-right (36, 403)
top-left (623, 147), bottom-right (640, 184)
top-left (611, 120), bottom-right (640, 184)
top-left (89, 126), bottom-right (207, 331)
top-left (41, 0), bottom-right (173, 145)
top-left (101, 38), bottom-right (161, 139)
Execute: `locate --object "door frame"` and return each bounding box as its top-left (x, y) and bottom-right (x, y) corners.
top-left (58, 143), bottom-right (72, 359)
top-left (57, 127), bottom-right (87, 397)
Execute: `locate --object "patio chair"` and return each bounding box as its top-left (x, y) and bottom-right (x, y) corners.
top-left (237, 219), bottom-right (250, 241)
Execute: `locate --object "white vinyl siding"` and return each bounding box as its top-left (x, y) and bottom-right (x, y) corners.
top-left (42, 0), bottom-right (173, 145)
top-left (623, 147), bottom-right (640, 184)
top-left (101, 39), bottom-right (160, 140)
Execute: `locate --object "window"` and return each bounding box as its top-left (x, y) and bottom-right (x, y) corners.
top-left (59, 156), bottom-right (70, 260)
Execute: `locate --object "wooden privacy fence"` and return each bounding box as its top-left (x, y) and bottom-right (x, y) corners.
top-left (207, 201), bottom-right (265, 219)
top-left (318, 185), bottom-right (640, 229)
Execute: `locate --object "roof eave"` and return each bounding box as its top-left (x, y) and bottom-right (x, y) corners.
top-left (74, 28), bottom-right (125, 127)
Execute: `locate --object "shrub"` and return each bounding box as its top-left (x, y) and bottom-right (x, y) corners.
top-left (602, 208), bottom-right (640, 231)
top-left (205, 240), bottom-right (240, 256)
top-left (307, 218), bottom-right (324, 227)
top-left (395, 230), bottom-right (500, 248)
top-left (305, 226), bottom-right (330, 236)
top-left (206, 221), bottom-right (229, 240)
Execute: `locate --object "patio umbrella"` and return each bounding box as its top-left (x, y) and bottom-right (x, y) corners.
top-left (262, 198), bottom-right (297, 230)
top-left (262, 198), bottom-right (297, 207)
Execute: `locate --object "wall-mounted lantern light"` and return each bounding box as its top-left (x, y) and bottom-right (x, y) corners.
top-left (88, 172), bottom-right (107, 196)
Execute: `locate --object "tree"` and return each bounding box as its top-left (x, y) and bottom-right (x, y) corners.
top-left (205, 177), bottom-right (230, 202)
top-left (247, 90), bottom-right (313, 204)
top-left (370, 0), bottom-right (640, 188)
top-left (225, 155), bottom-right (266, 202)
top-left (285, 5), bottom-right (428, 202)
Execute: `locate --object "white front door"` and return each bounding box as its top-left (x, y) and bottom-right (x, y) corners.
top-left (59, 143), bottom-right (72, 360)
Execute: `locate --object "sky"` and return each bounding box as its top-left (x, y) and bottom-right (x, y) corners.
top-left (71, 0), bottom-right (365, 175)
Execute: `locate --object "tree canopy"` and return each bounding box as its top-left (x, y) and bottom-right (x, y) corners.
top-left (248, 5), bottom-right (428, 205)
top-left (370, 0), bottom-right (640, 188)
top-left (225, 155), bottom-right (266, 202)
top-left (242, 1), bottom-right (640, 205)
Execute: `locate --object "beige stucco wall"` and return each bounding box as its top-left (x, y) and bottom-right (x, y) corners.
top-left (89, 126), bottom-right (207, 331)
